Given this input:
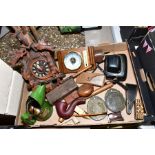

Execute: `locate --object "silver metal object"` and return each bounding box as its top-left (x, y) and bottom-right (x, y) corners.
top-left (105, 89), bottom-right (125, 112)
top-left (126, 84), bottom-right (137, 115)
top-left (87, 96), bottom-right (107, 121)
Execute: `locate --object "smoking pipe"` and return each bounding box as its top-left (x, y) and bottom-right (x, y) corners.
top-left (55, 97), bottom-right (86, 119)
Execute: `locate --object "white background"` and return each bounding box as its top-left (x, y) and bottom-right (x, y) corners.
top-left (0, 0), bottom-right (155, 155)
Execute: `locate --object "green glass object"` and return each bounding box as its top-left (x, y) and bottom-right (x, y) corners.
top-left (21, 112), bottom-right (37, 125)
top-left (30, 85), bottom-right (46, 106)
top-left (21, 84), bottom-right (53, 125)
top-left (36, 101), bottom-right (53, 121)
top-left (59, 26), bottom-right (81, 34)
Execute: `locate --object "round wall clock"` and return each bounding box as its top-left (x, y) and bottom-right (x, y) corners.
top-left (21, 51), bottom-right (64, 91)
top-left (30, 59), bottom-right (51, 79)
top-left (64, 52), bottom-right (82, 71)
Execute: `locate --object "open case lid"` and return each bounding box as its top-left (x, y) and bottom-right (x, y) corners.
top-left (127, 30), bottom-right (155, 122)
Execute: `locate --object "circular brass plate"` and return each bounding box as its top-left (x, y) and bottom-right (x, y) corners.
top-left (105, 89), bottom-right (125, 112)
top-left (87, 96), bottom-right (107, 121)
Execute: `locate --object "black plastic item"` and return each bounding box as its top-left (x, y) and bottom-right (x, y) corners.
top-left (128, 27), bottom-right (148, 45)
top-left (135, 30), bottom-right (155, 117)
top-left (120, 26), bottom-right (148, 45)
top-left (144, 115), bottom-right (155, 123)
top-left (137, 31), bottom-right (155, 80)
top-left (104, 54), bottom-right (127, 81)
top-left (0, 114), bottom-right (15, 125)
top-left (120, 26), bottom-right (135, 42)
top-left (133, 51), bottom-right (155, 115)
top-left (127, 42), bottom-right (155, 120)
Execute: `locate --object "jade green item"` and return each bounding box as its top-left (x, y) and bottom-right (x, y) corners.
top-left (30, 85), bottom-right (46, 106)
top-left (21, 84), bottom-right (53, 125)
top-left (36, 101), bottom-right (53, 121)
top-left (59, 26), bottom-right (81, 34)
top-left (26, 84), bottom-right (53, 122)
top-left (21, 112), bottom-right (37, 125)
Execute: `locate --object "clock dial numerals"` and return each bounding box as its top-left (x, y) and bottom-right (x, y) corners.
top-left (32, 60), bottom-right (50, 78)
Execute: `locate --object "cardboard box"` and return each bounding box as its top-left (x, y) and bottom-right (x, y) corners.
top-left (14, 42), bottom-right (145, 128)
top-left (0, 59), bottom-right (24, 125)
top-left (0, 59), bottom-right (24, 116)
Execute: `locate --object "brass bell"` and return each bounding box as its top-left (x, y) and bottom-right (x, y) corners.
top-left (33, 107), bottom-right (41, 116)
top-left (28, 105), bottom-right (41, 116)
top-left (28, 106), bottom-right (34, 114)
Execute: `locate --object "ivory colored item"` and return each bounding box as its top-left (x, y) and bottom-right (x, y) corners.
top-left (134, 99), bottom-right (144, 120)
top-left (74, 106), bottom-right (89, 119)
top-left (78, 84), bottom-right (94, 97)
top-left (61, 117), bottom-right (80, 125)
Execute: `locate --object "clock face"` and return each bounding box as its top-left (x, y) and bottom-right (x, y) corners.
top-left (64, 52), bottom-right (82, 71)
top-left (31, 59), bottom-right (50, 79)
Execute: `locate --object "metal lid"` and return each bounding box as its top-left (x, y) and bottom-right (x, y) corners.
top-left (105, 89), bottom-right (126, 112)
top-left (87, 96), bottom-right (107, 121)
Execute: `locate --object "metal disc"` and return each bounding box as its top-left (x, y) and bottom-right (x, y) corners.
top-left (105, 89), bottom-right (125, 112)
top-left (87, 96), bottom-right (107, 121)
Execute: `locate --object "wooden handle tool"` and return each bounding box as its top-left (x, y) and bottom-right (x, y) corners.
top-left (90, 82), bottom-right (114, 97)
top-left (74, 112), bottom-right (107, 117)
top-left (72, 65), bottom-right (92, 78)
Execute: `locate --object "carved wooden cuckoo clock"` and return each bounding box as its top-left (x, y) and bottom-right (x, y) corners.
top-left (21, 51), bottom-right (65, 92)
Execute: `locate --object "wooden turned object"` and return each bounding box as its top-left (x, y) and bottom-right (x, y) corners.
top-left (78, 84), bottom-right (94, 97)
